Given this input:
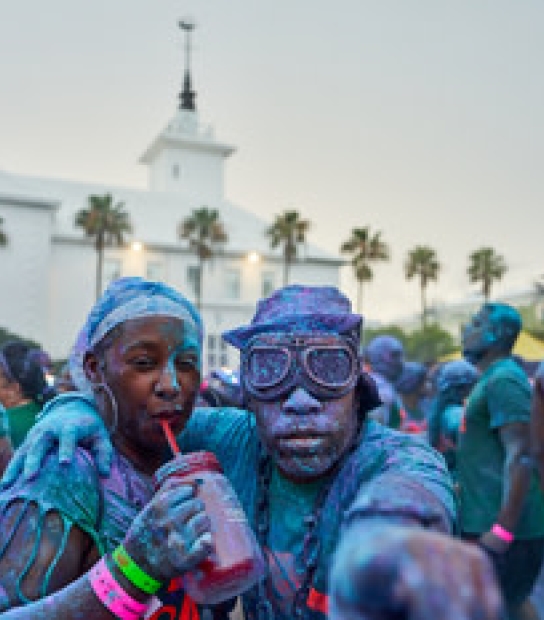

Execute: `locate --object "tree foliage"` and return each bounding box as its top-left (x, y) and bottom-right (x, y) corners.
top-left (405, 245), bottom-right (440, 328)
top-left (467, 247), bottom-right (507, 301)
top-left (0, 327), bottom-right (40, 350)
top-left (75, 194), bottom-right (132, 300)
top-left (362, 323), bottom-right (457, 365)
top-left (341, 227), bottom-right (389, 313)
top-left (266, 210), bottom-right (310, 286)
top-left (178, 207), bottom-right (228, 310)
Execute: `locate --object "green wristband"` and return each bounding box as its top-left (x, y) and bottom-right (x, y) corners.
top-left (112, 545), bottom-right (162, 594)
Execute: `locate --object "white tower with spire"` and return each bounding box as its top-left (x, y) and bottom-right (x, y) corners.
top-left (139, 20), bottom-right (235, 202)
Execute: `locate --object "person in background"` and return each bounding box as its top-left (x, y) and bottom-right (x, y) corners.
top-left (198, 367), bottom-right (243, 408)
top-left (530, 360), bottom-right (544, 492)
top-left (427, 359), bottom-right (479, 472)
top-left (4, 285), bottom-right (504, 620)
top-left (0, 341), bottom-right (56, 451)
top-left (395, 360), bottom-right (430, 434)
top-left (363, 334), bottom-right (405, 428)
top-left (459, 303), bottom-right (544, 620)
top-left (0, 402), bottom-right (12, 476)
top-left (53, 361), bottom-right (77, 394)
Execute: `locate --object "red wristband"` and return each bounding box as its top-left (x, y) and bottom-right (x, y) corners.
top-left (491, 523), bottom-right (514, 544)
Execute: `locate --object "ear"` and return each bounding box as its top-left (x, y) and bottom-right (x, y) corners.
top-left (83, 350), bottom-right (103, 386)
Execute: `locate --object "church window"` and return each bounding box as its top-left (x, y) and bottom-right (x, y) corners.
top-left (224, 269), bottom-right (241, 300)
top-left (187, 265), bottom-right (200, 298)
top-left (261, 271), bottom-right (275, 298)
top-left (207, 334), bottom-right (229, 370)
top-left (146, 261), bottom-right (164, 281)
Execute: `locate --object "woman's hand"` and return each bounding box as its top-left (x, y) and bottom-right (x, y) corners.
top-left (123, 478), bottom-right (213, 583)
top-left (329, 523), bottom-right (504, 620)
top-left (1, 399), bottom-right (113, 487)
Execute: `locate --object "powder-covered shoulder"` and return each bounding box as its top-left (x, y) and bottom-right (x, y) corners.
top-left (179, 406), bottom-right (255, 453)
top-left (0, 446), bottom-right (102, 546)
top-left (359, 420), bottom-right (456, 521)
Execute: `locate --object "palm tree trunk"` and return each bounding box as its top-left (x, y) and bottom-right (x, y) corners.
top-left (483, 280), bottom-right (490, 302)
top-left (96, 243), bottom-right (104, 302)
top-left (420, 284), bottom-right (426, 330)
top-left (283, 258), bottom-right (289, 287)
top-left (196, 259), bottom-right (203, 311)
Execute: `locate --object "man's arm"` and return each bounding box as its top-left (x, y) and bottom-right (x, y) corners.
top-left (530, 363), bottom-right (544, 492)
top-left (329, 471), bottom-right (503, 620)
top-left (329, 521), bottom-right (503, 620)
top-left (479, 421), bottom-right (533, 554)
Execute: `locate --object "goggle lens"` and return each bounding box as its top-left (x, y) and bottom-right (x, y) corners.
top-left (305, 347), bottom-right (354, 387)
top-left (247, 347), bottom-right (290, 388)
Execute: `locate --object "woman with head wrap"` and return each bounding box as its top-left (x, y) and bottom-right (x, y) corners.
top-left (0, 277), bottom-right (216, 619)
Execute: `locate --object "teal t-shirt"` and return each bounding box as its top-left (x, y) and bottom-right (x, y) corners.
top-left (3, 401), bottom-right (42, 448)
top-left (180, 406), bottom-right (455, 619)
top-left (456, 357), bottom-right (544, 537)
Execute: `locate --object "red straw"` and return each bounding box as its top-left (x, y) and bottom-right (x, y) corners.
top-left (160, 419), bottom-right (181, 455)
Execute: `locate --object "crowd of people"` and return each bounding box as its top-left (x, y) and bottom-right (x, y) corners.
top-left (0, 276), bottom-right (542, 620)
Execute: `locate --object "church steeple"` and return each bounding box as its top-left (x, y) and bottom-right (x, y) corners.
top-left (179, 19), bottom-right (196, 111)
top-left (139, 19), bottom-right (235, 198)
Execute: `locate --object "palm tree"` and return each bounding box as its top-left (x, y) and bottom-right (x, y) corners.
top-left (405, 245), bottom-right (441, 329)
top-left (266, 210), bottom-right (310, 286)
top-left (75, 194), bottom-right (132, 301)
top-left (467, 247), bottom-right (507, 302)
top-left (178, 207), bottom-right (228, 310)
top-left (0, 217), bottom-right (8, 246)
top-left (340, 227), bottom-right (389, 313)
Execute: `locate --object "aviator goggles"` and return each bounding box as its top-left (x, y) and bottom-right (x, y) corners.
top-left (241, 334), bottom-right (359, 402)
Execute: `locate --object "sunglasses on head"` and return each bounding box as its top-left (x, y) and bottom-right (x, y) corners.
top-left (241, 333), bottom-right (359, 402)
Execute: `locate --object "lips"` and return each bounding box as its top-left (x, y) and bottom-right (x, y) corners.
top-left (151, 408), bottom-right (188, 423)
top-left (277, 435), bottom-right (329, 454)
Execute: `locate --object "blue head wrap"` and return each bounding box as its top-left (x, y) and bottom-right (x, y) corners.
top-left (436, 360), bottom-right (479, 393)
top-left (395, 361), bottom-right (428, 395)
top-left (69, 277), bottom-right (203, 393)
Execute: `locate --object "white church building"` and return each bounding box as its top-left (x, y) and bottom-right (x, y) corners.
top-left (0, 27), bottom-right (342, 369)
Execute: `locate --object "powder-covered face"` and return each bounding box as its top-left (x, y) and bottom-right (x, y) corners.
top-left (84, 315), bottom-right (200, 470)
top-left (249, 378), bottom-right (359, 483)
top-left (461, 308), bottom-right (497, 365)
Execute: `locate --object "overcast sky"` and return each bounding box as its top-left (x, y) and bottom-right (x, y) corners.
top-left (0, 1), bottom-right (542, 323)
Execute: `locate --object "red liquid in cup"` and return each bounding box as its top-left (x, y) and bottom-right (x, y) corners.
top-left (153, 452), bottom-right (265, 604)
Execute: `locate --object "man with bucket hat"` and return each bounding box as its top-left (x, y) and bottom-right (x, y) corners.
top-left (3, 285), bottom-right (502, 620)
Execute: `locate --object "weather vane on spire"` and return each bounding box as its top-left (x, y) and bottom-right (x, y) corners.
top-left (178, 18), bottom-right (196, 111)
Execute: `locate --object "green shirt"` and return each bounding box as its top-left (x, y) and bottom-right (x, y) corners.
top-left (2, 401), bottom-right (42, 448)
top-left (456, 357), bottom-right (544, 537)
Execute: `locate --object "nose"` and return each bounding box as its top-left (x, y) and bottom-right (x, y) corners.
top-left (283, 387), bottom-right (322, 416)
top-left (154, 364), bottom-right (180, 400)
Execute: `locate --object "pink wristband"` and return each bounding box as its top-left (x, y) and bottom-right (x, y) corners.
top-left (491, 523), bottom-right (514, 544)
top-left (89, 557), bottom-right (149, 620)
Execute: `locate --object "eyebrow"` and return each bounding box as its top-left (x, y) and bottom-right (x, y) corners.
top-left (121, 340), bottom-right (162, 353)
top-left (122, 341), bottom-right (198, 354)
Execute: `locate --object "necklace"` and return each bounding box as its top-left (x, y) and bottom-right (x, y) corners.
top-left (251, 441), bottom-right (354, 620)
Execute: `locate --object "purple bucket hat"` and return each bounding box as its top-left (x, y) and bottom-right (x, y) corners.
top-left (223, 285), bottom-right (362, 350)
